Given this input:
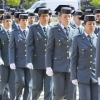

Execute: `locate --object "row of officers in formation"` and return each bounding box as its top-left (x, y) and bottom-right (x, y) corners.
top-left (0, 4), bottom-right (100, 100)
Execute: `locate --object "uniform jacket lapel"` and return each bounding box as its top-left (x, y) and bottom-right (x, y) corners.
top-left (18, 29), bottom-right (25, 40)
top-left (36, 24), bottom-right (46, 37)
top-left (82, 33), bottom-right (92, 47)
top-left (57, 24), bottom-right (67, 39)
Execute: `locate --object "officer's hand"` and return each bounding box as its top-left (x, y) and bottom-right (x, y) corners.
top-left (0, 59), bottom-right (4, 65)
top-left (10, 63), bottom-right (16, 70)
top-left (46, 67), bottom-right (53, 76)
top-left (72, 79), bottom-right (78, 85)
top-left (98, 78), bottom-right (100, 85)
top-left (26, 63), bottom-right (33, 69)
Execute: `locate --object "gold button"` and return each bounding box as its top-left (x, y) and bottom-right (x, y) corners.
top-left (59, 40), bottom-right (60, 42)
top-left (44, 49), bottom-right (46, 52)
top-left (67, 57), bottom-right (69, 59)
top-left (25, 50), bottom-right (26, 52)
top-left (34, 55), bottom-right (36, 56)
top-left (2, 43), bottom-right (4, 44)
top-left (90, 67), bottom-right (92, 70)
top-left (55, 58), bottom-right (57, 59)
top-left (37, 38), bottom-right (39, 40)
top-left (25, 55), bottom-right (27, 56)
top-left (66, 46), bottom-right (69, 48)
top-left (44, 38), bottom-right (47, 40)
top-left (18, 40), bottom-right (19, 42)
top-left (25, 40), bottom-right (26, 42)
top-left (67, 40), bottom-right (69, 42)
top-left (67, 51), bottom-right (69, 53)
top-left (90, 55), bottom-right (92, 57)
top-left (90, 61), bottom-right (92, 63)
top-left (8, 40), bottom-right (10, 42)
top-left (25, 45), bottom-right (26, 47)
top-left (90, 49), bottom-right (92, 51)
top-left (44, 44), bottom-right (46, 46)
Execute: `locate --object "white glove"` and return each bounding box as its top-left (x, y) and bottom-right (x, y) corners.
top-left (26, 63), bottom-right (33, 69)
top-left (98, 77), bottom-right (100, 85)
top-left (46, 67), bottom-right (53, 76)
top-left (0, 59), bottom-right (4, 65)
top-left (72, 79), bottom-right (78, 85)
top-left (10, 63), bottom-right (16, 70)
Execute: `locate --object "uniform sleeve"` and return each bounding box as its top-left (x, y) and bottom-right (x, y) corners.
top-left (26, 26), bottom-right (34, 63)
top-left (70, 36), bottom-right (78, 80)
top-left (45, 28), bottom-right (55, 68)
top-left (9, 31), bottom-right (15, 64)
top-left (96, 32), bottom-right (100, 77)
top-left (0, 38), bottom-right (2, 59)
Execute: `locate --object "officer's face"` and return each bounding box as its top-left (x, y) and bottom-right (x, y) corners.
top-left (3, 19), bottom-right (12, 29)
top-left (84, 21), bottom-right (96, 33)
top-left (39, 14), bottom-right (49, 25)
top-left (14, 18), bottom-right (19, 24)
top-left (28, 16), bottom-right (35, 25)
top-left (95, 13), bottom-right (100, 21)
top-left (19, 19), bottom-right (28, 29)
top-left (74, 15), bottom-right (83, 25)
top-left (60, 14), bottom-right (71, 26)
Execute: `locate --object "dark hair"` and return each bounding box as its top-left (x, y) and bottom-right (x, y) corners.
top-left (84, 21), bottom-right (87, 25)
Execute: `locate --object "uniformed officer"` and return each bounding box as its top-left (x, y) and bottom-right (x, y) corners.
top-left (45, 5), bottom-right (79, 100)
top-left (71, 15), bottom-right (98, 100)
top-left (93, 9), bottom-right (100, 34)
top-left (0, 13), bottom-right (15, 100)
top-left (95, 12), bottom-right (100, 100)
top-left (71, 10), bottom-right (84, 34)
top-left (48, 9), bottom-right (52, 25)
top-left (28, 12), bottom-right (35, 28)
top-left (9, 14), bottom-right (31, 100)
top-left (12, 12), bottom-right (21, 30)
top-left (94, 9), bottom-right (100, 22)
top-left (26, 7), bottom-right (52, 100)
top-left (0, 9), bottom-right (5, 30)
top-left (9, 8), bottom-right (16, 20)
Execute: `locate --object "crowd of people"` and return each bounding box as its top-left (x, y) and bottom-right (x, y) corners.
top-left (0, 4), bottom-right (99, 100)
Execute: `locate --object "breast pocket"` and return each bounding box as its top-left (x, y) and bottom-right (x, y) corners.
top-left (79, 48), bottom-right (88, 57)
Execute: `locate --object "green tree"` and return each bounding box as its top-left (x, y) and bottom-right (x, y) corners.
top-left (90, 0), bottom-right (100, 7)
top-left (24, 0), bottom-right (39, 9)
top-left (7, 0), bottom-right (21, 7)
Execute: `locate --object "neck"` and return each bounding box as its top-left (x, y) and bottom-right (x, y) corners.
top-left (75, 22), bottom-right (81, 27)
top-left (40, 23), bottom-right (48, 27)
top-left (85, 30), bottom-right (93, 35)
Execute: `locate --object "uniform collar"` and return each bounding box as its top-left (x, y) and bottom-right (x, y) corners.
top-left (39, 23), bottom-right (48, 29)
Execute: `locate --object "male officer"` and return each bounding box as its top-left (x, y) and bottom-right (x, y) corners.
top-left (71, 15), bottom-right (98, 100)
top-left (94, 9), bottom-right (100, 35)
top-left (45, 5), bottom-right (79, 100)
top-left (0, 13), bottom-right (15, 100)
top-left (0, 9), bottom-right (5, 30)
top-left (28, 12), bottom-right (35, 28)
top-left (48, 9), bottom-right (52, 25)
top-left (26, 7), bottom-right (52, 100)
top-left (9, 13), bottom-right (31, 100)
top-left (12, 12), bottom-right (21, 30)
top-left (94, 9), bottom-right (100, 22)
top-left (71, 10), bottom-right (84, 34)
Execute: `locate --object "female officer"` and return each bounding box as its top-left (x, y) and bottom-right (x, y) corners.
top-left (9, 14), bottom-right (31, 100)
top-left (71, 15), bottom-right (98, 100)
